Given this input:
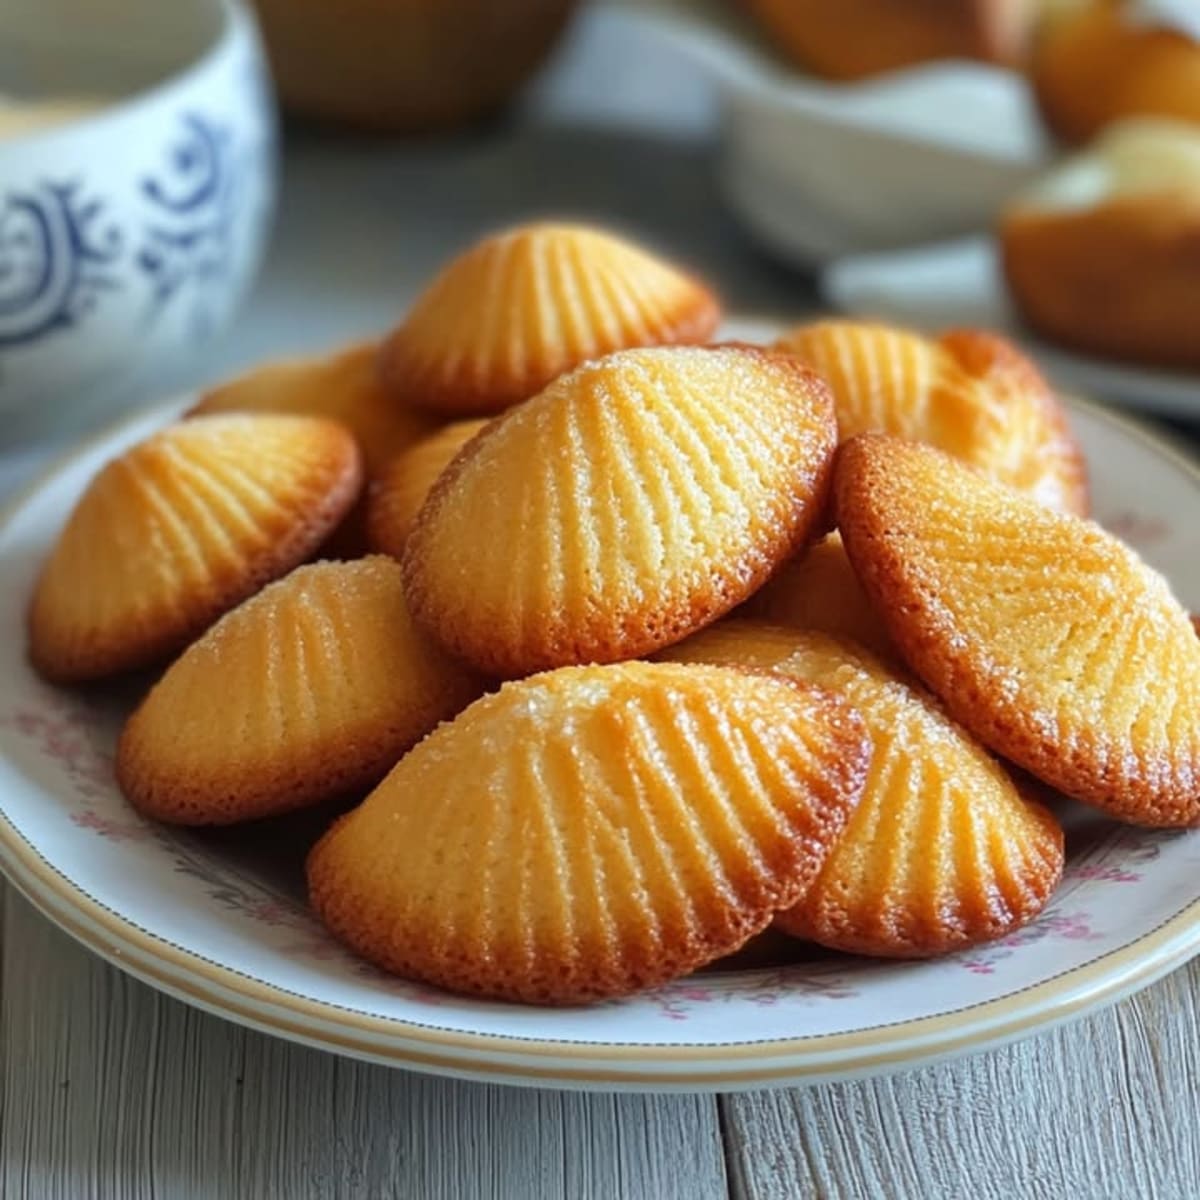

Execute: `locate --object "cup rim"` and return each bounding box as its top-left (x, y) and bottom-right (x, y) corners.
top-left (1, 0), bottom-right (254, 149)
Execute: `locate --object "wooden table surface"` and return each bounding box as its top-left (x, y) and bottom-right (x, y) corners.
top-left (2, 9), bottom-right (1198, 1197)
top-left (5, 888), bottom-right (1199, 1198)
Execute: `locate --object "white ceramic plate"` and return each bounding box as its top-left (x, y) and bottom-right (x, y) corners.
top-left (823, 237), bottom-right (1200, 417)
top-left (2, 363), bottom-right (1200, 1091)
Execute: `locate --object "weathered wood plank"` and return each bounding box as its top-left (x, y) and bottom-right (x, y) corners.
top-left (723, 958), bottom-right (1200, 1200)
top-left (0, 889), bottom-right (728, 1199)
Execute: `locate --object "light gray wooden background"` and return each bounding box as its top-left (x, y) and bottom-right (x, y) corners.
top-left (3, 8), bottom-right (1198, 1197)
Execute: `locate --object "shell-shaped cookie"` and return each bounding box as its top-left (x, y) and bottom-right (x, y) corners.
top-left (774, 320), bottom-right (1089, 515)
top-left (403, 345), bottom-right (838, 676)
top-left (367, 418), bottom-right (489, 558)
top-left (379, 223), bottom-right (722, 415)
top-left (191, 341), bottom-right (438, 476)
top-left (836, 433), bottom-right (1200, 827)
top-left (661, 621), bottom-right (1064, 957)
top-left (29, 415), bottom-right (362, 683)
top-left (117, 557), bottom-right (482, 825)
top-left (307, 660), bottom-right (870, 1003)
top-left (743, 532), bottom-right (894, 660)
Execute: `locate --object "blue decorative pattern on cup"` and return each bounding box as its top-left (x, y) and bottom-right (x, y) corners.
top-left (0, 182), bottom-right (122, 348)
top-left (0, 110), bottom-right (257, 356)
top-left (0, 1), bottom-right (277, 417)
top-left (137, 114), bottom-right (238, 338)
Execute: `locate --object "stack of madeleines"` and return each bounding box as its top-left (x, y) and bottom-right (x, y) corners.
top-left (28, 222), bottom-right (1200, 1006)
top-left (1000, 116), bottom-right (1200, 369)
top-left (741, 0), bottom-right (1200, 130)
top-left (735, 0), bottom-right (1200, 371)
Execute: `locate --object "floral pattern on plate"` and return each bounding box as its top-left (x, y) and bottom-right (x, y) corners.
top-left (1, 369), bottom-right (1198, 1086)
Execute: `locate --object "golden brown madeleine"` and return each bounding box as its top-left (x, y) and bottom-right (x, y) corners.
top-left (741, 0), bottom-right (1035, 80)
top-left (1032, 1), bottom-right (1200, 144)
top-left (29, 415), bottom-right (362, 683)
top-left (117, 557), bottom-right (482, 826)
top-left (366, 418), bottom-right (490, 558)
top-left (1003, 196), bottom-right (1200, 368)
top-left (403, 345), bottom-right (837, 677)
top-left (742, 532), bottom-right (895, 660)
top-left (661, 621), bottom-right (1064, 957)
top-left (307, 660), bottom-right (870, 1004)
top-left (379, 223), bottom-right (722, 416)
top-left (1000, 119), bottom-right (1200, 370)
top-left (774, 319), bottom-right (1089, 515)
top-left (836, 434), bottom-right (1200, 827)
top-left (937, 329), bottom-right (1088, 515)
top-left (1033, 1), bottom-right (1141, 143)
top-left (190, 341), bottom-right (438, 477)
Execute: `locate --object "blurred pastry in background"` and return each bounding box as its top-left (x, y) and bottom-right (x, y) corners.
top-left (739, 0), bottom-right (1038, 79)
top-left (1033, 0), bottom-right (1200, 143)
top-left (250, 0), bottom-right (578, 132)
top-left (1000, 118), bottom-right (1200, 368)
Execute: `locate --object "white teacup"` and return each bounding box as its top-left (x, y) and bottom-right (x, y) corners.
top-left (0, 0), bottom-right (277, 420)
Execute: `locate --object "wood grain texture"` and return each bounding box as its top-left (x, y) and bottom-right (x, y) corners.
top-left (722, 956), bottom-right (1200, 1200)
top-left (0, 888), bottom-right (727, 1200)
top-left (2, 885), bottom-right (1198, 1199)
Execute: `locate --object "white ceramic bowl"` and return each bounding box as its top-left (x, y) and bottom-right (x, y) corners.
top-left (0, 0), bottom-right (276, 418)
top-left (611, 0), bottom-right (1051, 263)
